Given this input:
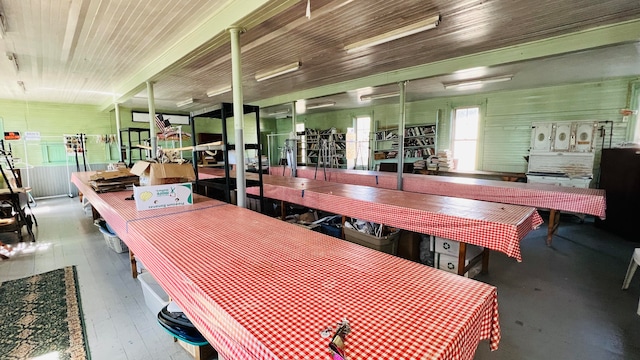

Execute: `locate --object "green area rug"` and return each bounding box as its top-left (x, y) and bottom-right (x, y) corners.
top-left (0, 266), bottom-right (90, 360)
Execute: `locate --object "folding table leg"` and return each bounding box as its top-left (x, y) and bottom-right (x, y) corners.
top-left (481, 248), bottom-right (490, 274)
top-left (457, 242), bottom-right (467, 276)
top-left (547, 209), bottom-right (561, 246)
top-left (130, 250), bottom-right (138, 279)
top-left (280, 200), bottom-right (286, 220)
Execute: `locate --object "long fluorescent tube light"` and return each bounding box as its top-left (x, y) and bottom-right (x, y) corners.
top-left (360, 92), bottom-right (399, 101)
top-left (267, 109), bottom-right (290, 116)
top-left (255, 62), bottom-right (300, 82)
top-left (443, 75), bottom-right (513, 90)
top-left (206, 86), bottom-right (231, 97)
top-left (345, 14), bottom-right (440, 53)
top-left (306, 101), bottom-right (336, 110)
top-left (0, 13), bottom-right (6, 39)
top-left (176, 98), bottom-right (194, 107)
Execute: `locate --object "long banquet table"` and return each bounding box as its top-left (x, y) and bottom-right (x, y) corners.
top-left (267, 166), bottom-right (606, 244)
top-left (247, 175), bottom-right (543, 262)
top-left (71, 172), bottom-right (501, 360)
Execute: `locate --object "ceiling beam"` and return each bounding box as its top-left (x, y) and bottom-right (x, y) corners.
top-left (252, 18), bottom-right (640, 108)
top-left (98, 0), bottom-right (298, 112)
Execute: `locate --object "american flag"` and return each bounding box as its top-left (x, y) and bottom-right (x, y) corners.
top-left (155, 114), bottom-right (171, 133)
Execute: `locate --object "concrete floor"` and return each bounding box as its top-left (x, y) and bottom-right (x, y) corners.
top-left (1, 199), bottom-right (639, 359)
top-left (474, 213), bottom-right (640, 360)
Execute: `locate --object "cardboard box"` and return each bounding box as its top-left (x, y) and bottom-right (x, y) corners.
top-left (130, 161), bottom-right (196, 186)
top-left (133, 183), bottom-right (193, 211)
top-left (90, 168), bottom-right (135, 181)
top-left (397, 231), bottom-right (421, 262)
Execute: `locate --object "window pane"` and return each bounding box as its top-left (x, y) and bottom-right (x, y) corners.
top-left (355, 117), bottom-right (371, 169)
top-left (452, 107), bottom-right (480, 171)
top-left (454, 108), bottom-right (479, 140)
top-left (454, 140), bottom-right (477, 170)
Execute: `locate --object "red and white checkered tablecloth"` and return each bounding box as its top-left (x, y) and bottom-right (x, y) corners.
top-left (248, 176), bottom-right (543, 261)
top-left (402, 174), bottom-right (606, 218)
top-left (71, 172), bottom-right (225, 239)
top-left (268, 166), bottom-right (606, 218)
top-left (72, 171), bottom-right (502, 360)
top-left (125, 205), bottom-right (500, 360)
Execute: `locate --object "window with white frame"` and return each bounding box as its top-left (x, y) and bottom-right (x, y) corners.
top-left (355, 116), bottom-right (371, 169)
top-left (452, 107), bottom-right (480, 171)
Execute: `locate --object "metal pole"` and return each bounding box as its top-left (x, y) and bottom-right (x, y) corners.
top-left (290, 101), bottom-right (297, 177)
top-left (115, 103), bottom-right (123, 162)
top-left (229, 26), bottom-right (246, 208)
top-left (146, 81), bottom-right (157, 159)
top-left (396, 81), bottom-right (407, 190)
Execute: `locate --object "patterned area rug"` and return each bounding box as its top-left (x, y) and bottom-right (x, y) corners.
top-left (0, 266), bottom-right (90, 360)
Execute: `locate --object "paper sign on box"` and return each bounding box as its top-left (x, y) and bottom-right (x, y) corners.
top-left (133, 183), bottom-right (193, 211)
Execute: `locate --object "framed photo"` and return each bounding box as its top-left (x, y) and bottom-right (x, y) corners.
top-left (132, 111), bottom-right (190, 125)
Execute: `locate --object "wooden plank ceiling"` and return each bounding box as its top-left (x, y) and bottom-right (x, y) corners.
top-left (0, 0), bottom-right (639, 114)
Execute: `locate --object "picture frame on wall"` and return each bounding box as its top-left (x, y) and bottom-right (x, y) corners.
top-left (132, 111), bottom-right (190, 125)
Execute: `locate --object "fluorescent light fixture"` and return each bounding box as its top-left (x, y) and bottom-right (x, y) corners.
top-left (267, 109), bottom-right (290, 117)
top-left (0, 13), bottom-right (6, 39)
top-left (176, 98), bottom-right (194, 107)
top-left (345, 14), bottom-right (440, 53)
top-left (6, 52), bottom-right (18, 73)
top-left (206, 86), bottom-right (231, 97)
top-left (360, 92), bottom-right (399, 101)
top-left (443, 75), bottom-right (513, 90)
top-left (255, 62), bottom-right (300, 82)
top-left (306, 101), bottom-right (336, 110)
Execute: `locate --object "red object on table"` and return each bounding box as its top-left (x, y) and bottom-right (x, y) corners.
top-left (71, 171), bottom-right (501, 360)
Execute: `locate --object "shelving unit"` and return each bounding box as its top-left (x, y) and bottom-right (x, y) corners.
top-left (373, 123), bottom-right (436, 166)
top-left (296, 131), bottom-right (306, 166)
top-left (191, 103), bottom-right (264, 207)
top-left (120, 128), bottom-right (151, 167)
top-left (305, 128), bottom-right (346, 168)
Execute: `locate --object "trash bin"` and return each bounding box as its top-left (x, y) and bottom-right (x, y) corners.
top-left (96, 219), bottom-right (128, 253)
top-left (343, 227), bottom-right (400, 255)
top-left (319, 215), bottom-right (343, 239)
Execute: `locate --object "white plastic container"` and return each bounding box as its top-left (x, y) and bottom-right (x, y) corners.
top-left (432, 236), bottom-right (483, 258)
top-left (138, 272), bottom-right (170, 315)
top-left (435, 252), bottom-right (483, 278)
top-left (102, 232), bottom-right (128, 253)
